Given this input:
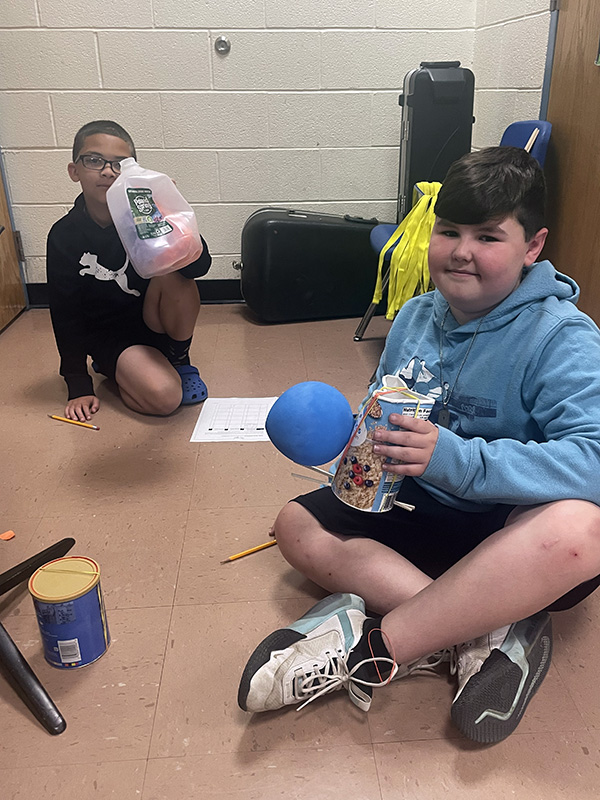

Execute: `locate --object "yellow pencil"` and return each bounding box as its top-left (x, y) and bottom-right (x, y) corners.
top-left (48, 414), bottom-right (100, 431)
top-left (220, 539), bottom-right (277, 563)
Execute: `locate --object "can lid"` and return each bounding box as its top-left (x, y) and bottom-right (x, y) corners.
top-left (28, 556), bottom-right (100, 602)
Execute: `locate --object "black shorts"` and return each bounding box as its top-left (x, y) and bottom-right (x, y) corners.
top-left (293, 478), bottom-right (600, 612)
top-left (89, 320), bottom-right (169, 381)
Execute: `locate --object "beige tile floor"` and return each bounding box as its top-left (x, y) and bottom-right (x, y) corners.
top-left (1, 306), bottom-right (599, 800)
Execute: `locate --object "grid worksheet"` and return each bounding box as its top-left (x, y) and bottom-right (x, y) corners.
top-left (190, 397), bottom-right (278, 442)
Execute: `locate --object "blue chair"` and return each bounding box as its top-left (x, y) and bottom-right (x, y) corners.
top-left (499, 119), bottom-right (552, 167)
top-left (353, 120), bottom-right (552, 341)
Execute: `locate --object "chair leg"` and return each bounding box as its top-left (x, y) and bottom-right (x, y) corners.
top-left (353, 267), bottom-right (390, 341)
top-left (0, 621), bottom-right (66, 735)
top-left (0, 537), bottom-right (75, 596)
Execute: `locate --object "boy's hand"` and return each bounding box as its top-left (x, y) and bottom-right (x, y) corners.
top-left (372, 414), bottom-right (439, 477)
top-left (65, 395), bottom-right (100, 422)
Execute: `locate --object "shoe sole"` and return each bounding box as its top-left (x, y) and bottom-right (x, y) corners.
top-left (451, 612), bottom-right (552, 744)
top-left (237, 593), bottom-right (364, 712)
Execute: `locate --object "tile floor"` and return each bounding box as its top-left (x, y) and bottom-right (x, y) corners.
top-left (1, 306), bottom-right (599, 800)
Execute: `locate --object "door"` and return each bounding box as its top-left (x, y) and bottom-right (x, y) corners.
top-left (0, 166), bottom-right (26, 330)
top-left (543, 0), bottom-right (600, 323)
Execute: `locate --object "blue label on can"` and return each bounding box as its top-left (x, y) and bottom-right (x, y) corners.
top-left (33, 584), bottom-right (110, 669)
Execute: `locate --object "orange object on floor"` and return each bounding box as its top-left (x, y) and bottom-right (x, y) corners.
top-left (0, 530), bottom-right (15, 540)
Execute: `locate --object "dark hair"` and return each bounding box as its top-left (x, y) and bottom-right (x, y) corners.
top-left (434, 146), bottom-right (546, 240)
top-left (72, 120), bottom-right (136, 162)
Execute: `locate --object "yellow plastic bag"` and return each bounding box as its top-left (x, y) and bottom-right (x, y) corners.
top-left (372, 181), bottom-right (441, 320)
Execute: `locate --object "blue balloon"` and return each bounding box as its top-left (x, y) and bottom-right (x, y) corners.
top-left (266, 381), bottom-right (354, 466)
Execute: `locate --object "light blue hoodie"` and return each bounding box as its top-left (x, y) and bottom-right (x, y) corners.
top-left (370, 260), bottom-right (600, 511)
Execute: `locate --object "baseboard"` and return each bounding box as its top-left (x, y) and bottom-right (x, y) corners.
top-left (26, 279), bottom-right (244, 308)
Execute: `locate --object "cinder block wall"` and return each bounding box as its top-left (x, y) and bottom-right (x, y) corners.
top-left (0, 0), bottom-right (549, 292)
top-left (473, 0), bottom-right (550, 149)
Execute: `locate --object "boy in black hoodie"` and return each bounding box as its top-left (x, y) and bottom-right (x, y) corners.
top-left (47, 120), bottom-right (211, 420)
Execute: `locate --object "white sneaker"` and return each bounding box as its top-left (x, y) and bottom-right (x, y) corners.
top-left (237, 593), bottom-right (398, 713)
top-left (450, 612), bottom-right (553, 743)
top-left (237, 593), bottom-right (451, 714)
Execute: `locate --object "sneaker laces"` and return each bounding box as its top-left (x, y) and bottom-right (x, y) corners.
top-left (408, 648), bottom-right (455, 677)
top-left (295, 650), bottom-right (399, 711)
top-left (294, 647), bottom-right (454, 711)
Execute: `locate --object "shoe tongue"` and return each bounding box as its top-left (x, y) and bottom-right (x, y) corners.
top-left (489, 624), bottom-right (511, 650)
top-left (348, 680), bottom-right (372, 712)
top-left (456, 624), bottom-right (512, 684)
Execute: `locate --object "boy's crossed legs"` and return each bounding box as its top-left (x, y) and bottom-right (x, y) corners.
top-left (114, 272), bottom-right (205, 415)
top-left (238, 487), bottom-right (600, 742)
top-left (277, 499), bottom-right (600, 653)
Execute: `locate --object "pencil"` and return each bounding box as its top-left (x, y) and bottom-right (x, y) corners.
top-left (296, 464), bottom-right (333, 480)
top-left (220, 539), bottom-right (277, 563)
top-left (48, 414), bottom-right (100, 431)
top-left (524, 128), bottom-right (540, 153)
top-left (291, 472), bottom-right (325, 484)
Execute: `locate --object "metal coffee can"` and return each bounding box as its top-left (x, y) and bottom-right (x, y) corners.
top-left (29, 556), bottom-right (110, 669)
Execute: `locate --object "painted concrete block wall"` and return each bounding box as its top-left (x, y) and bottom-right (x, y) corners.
top-left (473, 1), bottom-right (550, 149)
top-left (0, 0), bottom-right (549, 287)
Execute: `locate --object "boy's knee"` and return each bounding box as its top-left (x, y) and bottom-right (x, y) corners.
top-left (149, 270), bottom-right (199, 300)
top-left (132, 382), bottom-right (182, 416)
top-left (273, 501), bottom-right (322, 559)
top-left (550, 499), bottom-right (600, 538)
top-left (273, 502), bottom-right (305, 543)
top-left (149, 387), bottom-right (182, 416)
top-left (536, 500), bottom-right (600, 571)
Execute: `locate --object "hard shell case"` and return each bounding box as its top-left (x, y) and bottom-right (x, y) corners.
top-left (239, 208), bottom-right (381, 323)
top-left (397, 61), bottom-right (475, 219)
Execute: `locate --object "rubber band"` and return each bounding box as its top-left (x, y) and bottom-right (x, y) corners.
top-left (367, 626), bottom-right (398, 685)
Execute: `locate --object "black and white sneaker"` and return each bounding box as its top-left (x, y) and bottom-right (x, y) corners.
top-left (237, 592), bottom-right (453, 714)
top-left (450, 612), bottom-right (553, 743)
top-left (237, 593), bottom-right (399, 713)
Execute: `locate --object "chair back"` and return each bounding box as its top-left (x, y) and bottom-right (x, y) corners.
top-left (499, 120), bottom-right (552, 166)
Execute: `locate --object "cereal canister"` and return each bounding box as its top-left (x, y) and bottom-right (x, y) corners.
top-left (332, 376), bottom-right (434, 512)
top-left (28, 556), bottom-right (110, 669)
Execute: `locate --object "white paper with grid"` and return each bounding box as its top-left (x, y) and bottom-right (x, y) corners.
top-left (190, 397), bottom-right (278, 442)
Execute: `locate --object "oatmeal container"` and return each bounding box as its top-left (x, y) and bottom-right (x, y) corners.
top-left (331, 376), bottom-right (434, 513)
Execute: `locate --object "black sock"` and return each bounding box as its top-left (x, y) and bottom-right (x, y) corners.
top-left (348, 616), bottom-right (395, 682)
top-left (165, 335), bottom-right (193, 367)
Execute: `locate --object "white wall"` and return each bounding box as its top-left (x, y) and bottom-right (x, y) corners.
top-left (0, 0), bottom-right (549, 287)
top-left (473, 0), bottom-right (550, 149)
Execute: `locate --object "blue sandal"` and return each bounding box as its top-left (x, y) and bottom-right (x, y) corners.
top-left (175, 364), bottom-right (208, 405)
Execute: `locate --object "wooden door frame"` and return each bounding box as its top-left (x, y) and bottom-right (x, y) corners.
top-left (0, 155), bottom-right (27, 331)
top-left (542, 0), bottom-right (600, 323)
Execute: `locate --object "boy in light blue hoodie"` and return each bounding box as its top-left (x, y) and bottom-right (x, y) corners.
top-left (237, 147), bottom-right (600, 743)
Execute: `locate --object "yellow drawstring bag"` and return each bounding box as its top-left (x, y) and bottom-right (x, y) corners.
top-left (372, 181), bottom-right (441, 320)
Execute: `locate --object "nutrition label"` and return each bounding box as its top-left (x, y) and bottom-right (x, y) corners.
top-left (190, 397), bottom-right (278, 442)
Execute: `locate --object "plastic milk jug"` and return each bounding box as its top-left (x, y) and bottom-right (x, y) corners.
top-left (106, 158), bottom-right (203, 278)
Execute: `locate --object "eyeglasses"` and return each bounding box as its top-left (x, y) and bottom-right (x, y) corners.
top-left (76, 154), bottom-right (124, 173)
